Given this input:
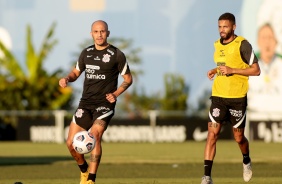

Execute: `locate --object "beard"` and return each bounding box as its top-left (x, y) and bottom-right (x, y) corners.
top-left (220, 30), bottom-right (234, 40)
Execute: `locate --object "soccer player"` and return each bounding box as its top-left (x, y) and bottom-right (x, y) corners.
top-left (59, 20), bottom-right (133, 184)
top-left (201, 13), bottom-right (260, 184)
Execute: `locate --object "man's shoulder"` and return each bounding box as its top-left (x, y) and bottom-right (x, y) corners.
top-left (108, 44), bottom-right (123, 53)
top-left (108, 44), bottom-right (126, 58)
top-left (240, 38), bottom-right (253, 50)
top-left (236, 35), bottom-right (246, 40)
top-left (214, 38), bottom-right (220, 44)
top-left (84, 44), bottom-right (95, 52)
top-left (78, 45), bottom-right (95, 57)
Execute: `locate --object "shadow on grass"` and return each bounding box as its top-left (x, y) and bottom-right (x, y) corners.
top-left (0, 156), bottom-right (73, 165)
top-left (0, 162), bottom-right (281, 182)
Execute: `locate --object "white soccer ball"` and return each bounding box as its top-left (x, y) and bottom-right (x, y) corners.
top-left (72, 131), bottom-right (95, 154)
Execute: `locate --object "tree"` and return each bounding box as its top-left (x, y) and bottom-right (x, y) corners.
top-left (120, 87), bottom-right (161, 116)
top-left (0, 23), bottom-right (73, 110)
top-left (194, 88), bottom-right (211, 117)
top-left (161, 73), bottom-right (188, 111)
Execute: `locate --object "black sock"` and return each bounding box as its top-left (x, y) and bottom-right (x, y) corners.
top-left (243, 153), bottom-right (251, 164)
top-left (87, 173), bottom-right (96, 182)
top-left (78, 161), bottom-right (88, 173)
top-left (204, 160), bottom-right (213, 176)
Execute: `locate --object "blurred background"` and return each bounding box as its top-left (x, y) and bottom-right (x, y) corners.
top-left (0, 0), bottom-right (282, 143)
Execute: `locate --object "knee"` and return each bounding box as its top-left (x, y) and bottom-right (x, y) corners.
top-left (91, 131), bottom-right (103, 143)
top-left (93, 134), bottom-right (102, 143)
top-left (207, 131), bottom-right (218, 142)
top-left (234, 135), bottom-right (246, 144)
top-left (66, 138), bottom-right (74, 150)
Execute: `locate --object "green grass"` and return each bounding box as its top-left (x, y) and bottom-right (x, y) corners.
top-left (0, 141), bottom-right (281, 184)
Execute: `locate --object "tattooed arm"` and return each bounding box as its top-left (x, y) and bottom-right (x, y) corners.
top-left (106, 73), bottom-right (133, 103)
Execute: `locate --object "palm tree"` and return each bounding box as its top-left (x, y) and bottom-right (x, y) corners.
top-left (0, 22), bottom-right (73, 110)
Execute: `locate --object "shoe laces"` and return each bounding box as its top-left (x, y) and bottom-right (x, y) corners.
top-left (243, 163), bottom-right (251, 173)
top-left (202, 176), bottom-right (212, 181)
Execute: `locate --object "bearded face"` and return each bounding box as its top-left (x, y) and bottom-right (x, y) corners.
top-left (218, 20), bottom-right (235, 42)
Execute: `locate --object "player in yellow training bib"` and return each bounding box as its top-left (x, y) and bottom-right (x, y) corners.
top-left (201, 12), bottom-right (260, 184)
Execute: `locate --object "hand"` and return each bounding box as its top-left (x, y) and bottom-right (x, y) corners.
top-left (218, 66), bottom-right (232, 76)
top-left (59, 77), bottom-right (69, 88)
top-left (207, 70), bottom-right (216, 80)
top-left (106, 93), bottom-right (117, 103)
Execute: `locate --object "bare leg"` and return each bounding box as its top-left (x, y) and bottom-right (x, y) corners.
top-left (87, 119), bottom-right (106, 181)
top-left (204, 122), bottom-right (222, 160)
top-left (202, 121), bottom-right (222, 179)
top-left (66, 122), bottom-right (86, 165)
top-left (233, 127), bottom-right (249, 155)
top-left (233, 127), bottom-right (252, 182)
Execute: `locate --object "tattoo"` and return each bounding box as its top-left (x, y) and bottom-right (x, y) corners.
top-left (121, 81), bottom-right (130, 90)
top-left (71, 150), bottom-right (84, 162)
top-left (233, 128), bottom-right (243, 132)
top-left (67, 72), bottom-right (74, 82)
top-left (94, 119), bottom-right (107, 128)
top-left (90, 154), bottom-right (101, 163)
top-left (209, 122), bottom-right (219, 128)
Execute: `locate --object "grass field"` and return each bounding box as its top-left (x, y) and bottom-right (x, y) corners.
top-left (0, 141), bottom-right (281, 184)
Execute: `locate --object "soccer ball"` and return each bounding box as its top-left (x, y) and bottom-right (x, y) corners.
top-left (72, 131), bottom-right (95, 154)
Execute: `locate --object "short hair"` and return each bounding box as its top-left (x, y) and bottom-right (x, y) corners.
top-left (258, 23), bottom-right (273, 33)
top-left (218, 12), bottom-right (236, 25)
top-left (258, 23), bottom-right (277, 42)
top-left (91, 20), bottom-right (108, 31)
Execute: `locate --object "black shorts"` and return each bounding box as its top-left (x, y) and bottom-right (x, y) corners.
top-left (72, 102), bottom-right (115, 130)
top-left (208, 96), bottom-right (247, 128)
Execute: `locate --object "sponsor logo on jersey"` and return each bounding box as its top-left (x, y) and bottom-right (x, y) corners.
top-left (102, 54), bottom-right (111, 63)
top-left (86, 74), bottom-right (106, 79)
top-left (86, 65), bottom-right (100, 70)
top-left (85, 64), bottom-right (105, 79)
top-left (107, 49), bottom-right (114, 55)
top-left (87, 47), bottom-right (94, 51)
top-left (219, 49), bottom-right (225, 57)
top-left (85, 68), bottom-right (95, 74)
top-left (94, 56), bottom-right (100, 60)
top-left (229, 109), bottom-right (243, 120)
top-left (96, 106), bottom-right (110, 112)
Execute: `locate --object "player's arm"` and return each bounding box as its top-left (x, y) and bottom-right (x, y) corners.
top-left (59, 67), bottom-right (81, 88)
top-left (106, 73), bottom-right (133, 103)
top-left (207, 68), bottom-right (217, 80)
top-left (227, 62), bottom-right (260, 76)
top-left (218, 40), bottom-right (261, 76)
